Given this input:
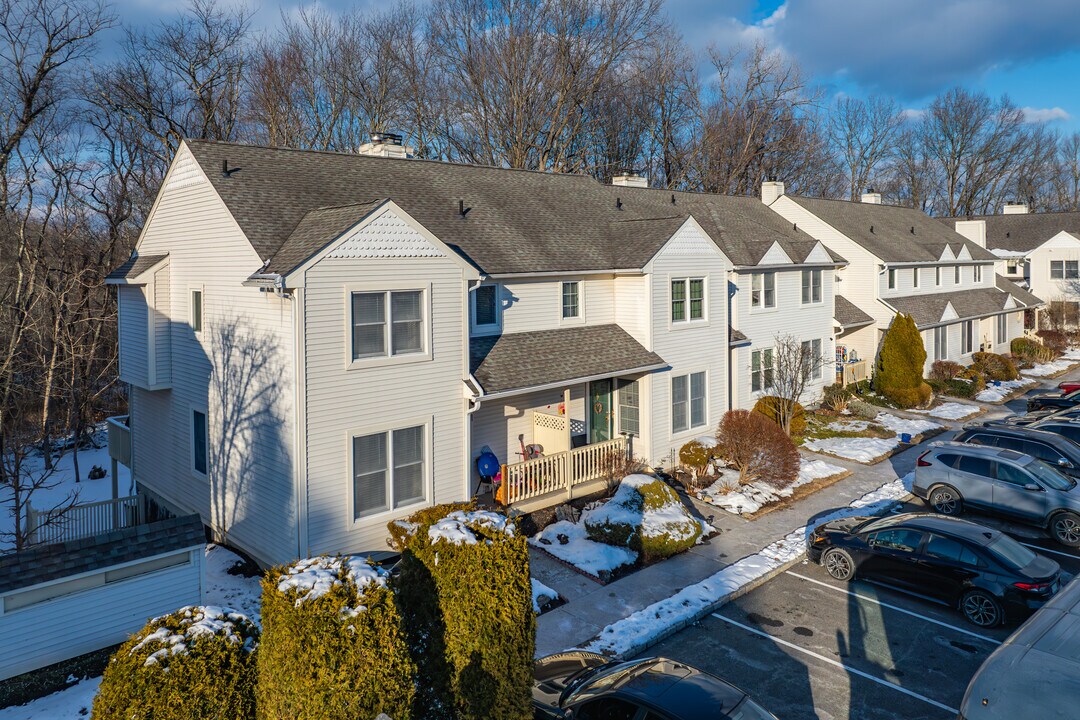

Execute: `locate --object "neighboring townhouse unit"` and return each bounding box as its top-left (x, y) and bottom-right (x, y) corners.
top-left (948, 205), bottom-right (1080, 328)
top-left (106, 139), bottom-right (841, 565)
top-left (764, 184), bottom-right (1041, 375)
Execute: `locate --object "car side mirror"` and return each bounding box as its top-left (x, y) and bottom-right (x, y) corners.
top-left (1024, 483), bottom-right (1043, 492)
top-left (1059, 458), bottom-right (1073, 469)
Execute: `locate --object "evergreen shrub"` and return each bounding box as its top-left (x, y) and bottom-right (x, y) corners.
top-left (1012, 337), bottom-right (1055, 363)
top-left (821, 384), bottom-right (853, 413)
top-left (584, 474), bottom-right (703, 562)
top-left (92, 606), bottom-right (258, 720)
top-left (971, 352), bottom-right (1018, 381)
top-left (256, 556), bottom-right (415, 720)
top-left (752, 395), bottom-right (806, 436)
top-left (875, 313), bottom-right (932, 408)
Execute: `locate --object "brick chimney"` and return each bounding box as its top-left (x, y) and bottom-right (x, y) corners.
top-left (761, 180), bottom-right (785, 204)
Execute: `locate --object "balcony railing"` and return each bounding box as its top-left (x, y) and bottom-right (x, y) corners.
top-left (25, 494), bottom-right (146, 546)
top-left (500, 436), bottom-right (626, 506)
top-left (837, 360), bottom-right (869, 387)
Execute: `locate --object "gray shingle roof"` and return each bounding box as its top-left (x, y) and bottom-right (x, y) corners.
top-left (729, 327), bottom-right (751, 346)
top-left (470, 325), bottom-right (666, 395)
top-left (882, 280), bottom-right (1040, 329)
top-left (266, 201), bottom-right (385, 274)
top-left (788, 196), bottom-right (997, 263)
top-left (834, 295), bottom-right (875, 330)
top-left (178, 140), bottom-right (836, 276)
top-left (0, 514), bottom-right (204, 595)
top-left (996, 274), bottom-right (1045, 307)
top-left (105, 253), bottom-right (169, 282)
top-left (945, 211), bottom-right (1080, 253)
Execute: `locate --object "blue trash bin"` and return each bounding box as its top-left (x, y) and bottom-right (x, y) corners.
top-left (900, 432), bottom-right (912, 443)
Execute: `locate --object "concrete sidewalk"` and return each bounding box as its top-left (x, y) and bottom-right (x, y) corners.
top-left (533, 371), bottom-right (1073, 658)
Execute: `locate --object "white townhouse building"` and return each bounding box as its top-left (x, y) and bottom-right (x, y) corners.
top-left (763, 184), bottom-right (1042, 376)
top-left (106, 139), bottom-right (844, 566)
top-left (947, 205), bottom-right (1080, 328)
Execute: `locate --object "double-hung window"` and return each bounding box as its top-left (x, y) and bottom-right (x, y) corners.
top-left (801, 339), bottom-right (823, 379)
top-left (1007, 260), bottom-right (1019, 275)
top-left (887, 268), bottom-right (896, 290)
top-left (672, 372), bottom-right (706, 433)
top-left (913, 268), bottom-right (920, 288)
top-left (935, 267), bottom-right (942, 286)
top-left (954, 265), bottom-right (961, 284)
top-left (751, 349), bottom-right (774, 392)
top-left (934, 326), bottom-right (948, 361)
top-left (351, 290), bottom-right (423, 360)
top-left (974, 265), bottom-right (983, 283)
top-left (617, 379), bottom-right (640, 437)
top-left (751, 272), bottom-right (775, 309)
top-left (671, 278), bottom-right (705, 322)
top-left (801, 270), bottom-right (822, 304)
top-left (962, 320), bottom-right (974, 354)
top-left (1051, 261), bottom-right (1079, 280)
top-left (996, 314), bottom-right (1007, 344)
top-left (191, 409), bottom-right (208, 477)
top-left (352, 425), bottom-right (426, 519)
top-left (561, 281), bottom-right (580, 319)
top-left (472, 284), bottom-right (500, 331)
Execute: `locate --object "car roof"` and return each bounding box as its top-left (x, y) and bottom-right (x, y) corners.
top-left (966, 424), bottom-right (1076, 447)
top-left (929, 440), bottom-right (1034, 464)
top-left (572, 658), bottom-right (748, 716)
top-left (883, 512), bottom-right (1002, 546)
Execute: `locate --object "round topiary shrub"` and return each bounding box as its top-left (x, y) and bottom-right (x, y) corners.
top-left (393, 506), bottom-right (533, 720)
top-left (752, 395), bottom-right (806, 436)
top-left (972, 352), bottom-right (1018, 381)
top-left (584, 474), bottom-right (704, 562)
top-left (92, 606), bottom-right (258, 720)
top-left (257, 556), bottom-right (415, 720)
top-left (678, 440), bottom-right (714, 480)
top-left (875, 313), bottom-right (932, 408)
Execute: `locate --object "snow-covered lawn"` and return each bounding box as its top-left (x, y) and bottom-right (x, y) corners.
top-left (1022, 359), bottom-right (1078, 377)
top-left (875, 412), bottom-right (942, 437)
top-left (695, 459), bottom-right (849, 516)
top-left (0, 428), bottom-right (130, 553)
top-left (975, 378), bottom-right (1037, 402)
top-left (530, 520), bottom-right (637, 579)
top-left (911, 402), bottom-right (982, 421)
top-left (803, 413), bottom-right (941, 463)
top-left (582, 473), bottom-right (915, 657)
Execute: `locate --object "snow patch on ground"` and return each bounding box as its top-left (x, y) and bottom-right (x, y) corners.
top-left (911, 402), bottom-right (982, 421)
top-left (582, 473), bottom-right (915, 657)
top-left (0, 677), bottom-right (102, 720)
top-left (529, 520), bottom-right (637, 578)
top-left (976, 378), bottom-right (1037, 402)
top-left (1023, 359), bottom-right (1078, 377)
top-left (803, 436), bottom-right (897, 463)
top-left (204, 545), bottom-right (262, 624)
top-left (531, 578), bottom-right (559, 614)
top-left (875, 412), bottom-right (942, 437)
top-left (696, 459), bottom-right (848, 515)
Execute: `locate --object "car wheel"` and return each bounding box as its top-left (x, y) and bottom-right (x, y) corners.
top-left (961, 590), bottom-right (1003, 628)
top-left (929, 486), bottom-right (962, 516)
top-left (1051, 512), bottom-right (1080, 547)
top-left (823, 548), bottom-right (855, 582)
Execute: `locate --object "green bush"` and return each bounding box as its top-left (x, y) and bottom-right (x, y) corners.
top-left (752, 395), bottom-right (806, 436)
top-left (584, 474), bottom-right (703, 562)
top-left (971, 352), bottom-right (1019, 381)
top-left (92, 606), bottom-right (258, 720)
top-left (257, 556), bottom-right (415, 720)
top-left (1012, 337), bottom-right (1055, 363)
top-left (393, 506), bottom-right (534, 720)
top-left (929, 360), bottom-right (963, 381)
top-left (847, 398), bottom-right (880, 419)
top-left (678, 440), bottom-right (714, 477)
top-left (930, 367), bottom-right (986, 399)
top-left (875, 313), bottom-right (932, 408)
top-left (821, 384), bottom-right (853, 413)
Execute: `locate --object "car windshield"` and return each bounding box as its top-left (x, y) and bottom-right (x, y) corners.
top-left (729, 696), bottom-right (777, 720)
top-left (1027, 459), bottom-right (1076, 491)
top-left (986, 534), bottom-right (1037, 570)
top-left (855, 516), bottom-right (900, 534)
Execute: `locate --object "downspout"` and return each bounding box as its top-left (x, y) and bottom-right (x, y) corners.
top-left (727, 274), bottom-right (737, 412)
top-left (463, 279), bottom-right (481, 499)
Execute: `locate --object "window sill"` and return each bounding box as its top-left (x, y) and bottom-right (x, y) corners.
top-left (347, 351), bottom-right (432, 371)
top-left (352, 499), bottom-right (431, 526)
top-left (671, 424), bottom-right (709, 441)
top-left (669, 319), bottom-right (710, 330)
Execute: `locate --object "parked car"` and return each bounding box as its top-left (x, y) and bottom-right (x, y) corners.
top-left (807, 512), bottom-right (1060, 627)
top-left (953, 424), bottom-right (1080, 477)
top-left (913, 440), bottom-right (1080, 546)
top-left (959, 574), bottom-right (1080, 719)
top-left (532, 652), bottom-right (778, 720)
top-left (1027, 417), bottom-right (1080, 447)
top-left (1058, 380), bottom-right (1080, 394)
top-left (1000, 405), bottom-right (1080, 426)
top-left (1027, 388), bottom-right (1080, 412)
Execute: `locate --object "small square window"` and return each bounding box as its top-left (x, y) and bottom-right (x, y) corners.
top-left (562, 282), bottom-right (580, 319)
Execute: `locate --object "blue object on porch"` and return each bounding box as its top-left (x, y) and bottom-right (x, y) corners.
top-left (476, 449), bottom-right (500, 479)
top-left (900, 432), bottom-right (912, 443)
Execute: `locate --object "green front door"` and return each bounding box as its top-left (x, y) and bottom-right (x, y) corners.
top-left (589, 379), bottom-right (613, 443)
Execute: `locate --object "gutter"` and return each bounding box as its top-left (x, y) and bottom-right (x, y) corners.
top-left (242, 273), bottom-right (286, 290)
top-left (483, 268), bottom-right (643, 280)
top-left (472, 362), bottom-right (668, 403)
top-left (732, 261), bottom-right (846, 271)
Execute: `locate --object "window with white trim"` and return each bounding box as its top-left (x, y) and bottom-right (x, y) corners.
top-left (751, 349), bottom-right (774, 392)
top-left (962, 320), bottom-right (974, 354)
top-left (352, 291), bottom-right (423, 360)
top-left (671, 278), bottom-right (705, 322)
top-left (935, 267), bottom-right (942, 286)
top-left (617, 379), bottom-right (640, 437)
top-left (192, 409), bottom-right (208, 477)
top-left (801, 270), bottom-right (822, 304)
top-left (1051, 261), bottom-right (1079, 280)
top-left (1006, 260), bottom-right (1019, 275)
top-left (887, 268), bottom-right (896, 290)
top-left (352, 425), bottom-right (426, 519)
top-left (472, 284), bottom-right (500, 331)
top-left (801, 339), bottom-right (823, 379)
top-left (954, 265), bottom-right (961, 284)
top-left (672, 372), bottom-right (706, 433)
top-left (934, 326), bottom-right (948, 361)
top-left (996, 314), bottom-right (1008, 344)
top-left (190, 290), bottom-right (203, 333)
top-left (561, 281), bottom-right (580, 319)
top-left (974, 265), bottom-right (983, 283)
top-left (913, 268), bottom-right (920, 288)
top-left (751, 272), bottom-right (775, 309)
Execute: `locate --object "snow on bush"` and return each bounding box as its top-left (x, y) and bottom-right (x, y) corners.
top-left (92, 606), bottom-right (258, 720)
top-left (427, 509), bottom-right (515, 545)
top-left (258, 556), bottom-right (415, 720)
top-left (976, 378), bottom-right (1036, 402)
top-left (583, 474), bottom-right (707, 563)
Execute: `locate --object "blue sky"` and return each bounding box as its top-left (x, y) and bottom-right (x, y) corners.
top-left (103, 0), bottom-right (1080, 131)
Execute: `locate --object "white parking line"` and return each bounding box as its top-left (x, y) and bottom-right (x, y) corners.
top-left (712, 612), bottom-right (960, 715)
top-left (1019, 542), bottom-right (1080, 560)
top-left (786, 571), bottom-right (1002, 645)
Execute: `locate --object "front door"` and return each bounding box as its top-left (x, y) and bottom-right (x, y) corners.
top-left (589, 379), bottom-right (613, 444)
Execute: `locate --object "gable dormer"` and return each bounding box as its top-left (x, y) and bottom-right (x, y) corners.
top-left (758, 242), bottom-right (794, 266)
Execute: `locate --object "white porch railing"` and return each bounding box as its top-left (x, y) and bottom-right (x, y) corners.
top-left (26, 494), bottom-right (145, 546)
top-left (501, 437), bottom-right (627, 506)
top-left (837, 359), bottom-right (869, 387)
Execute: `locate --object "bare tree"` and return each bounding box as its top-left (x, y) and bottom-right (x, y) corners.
top-left (829, 95), bottom-right (903, 201)
top-left (770, 334), bottom-right (825, 435)
top-left (1, 423), bottom-right (79, 551)
top-left (1053, 132), bottom-right (1080, 212)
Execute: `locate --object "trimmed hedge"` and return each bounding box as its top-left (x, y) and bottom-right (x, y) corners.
top-left (752, 395), bottom-right (806, 436)
top-left (971, 352), bottom-right (1018, 381)
top-left (679, 440), bottom-right (714, 477)
top-left (1012, 337), bottom-right (1055, 363)
top-left (875, 313), bottom-right (932, 408)
top-left (256, 556), bottom-right (415, 720)
top-left (393, 506), bottom-right (534, 720)
top-left (584, 474), bottom-right (703, 562)
top-left (92, 606), bottom-right (259, 720)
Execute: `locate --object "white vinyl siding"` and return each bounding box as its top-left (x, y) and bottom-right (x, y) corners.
top-left (117, 286), bottom-right (149, 387)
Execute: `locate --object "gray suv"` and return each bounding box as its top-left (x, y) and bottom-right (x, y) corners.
top-left (913, 441), bottom-right (1080, 547)
top-left (954, 424), bottom-right (1080, 477)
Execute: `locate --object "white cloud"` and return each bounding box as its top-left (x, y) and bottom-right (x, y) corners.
top-left (1021, 106), bottom-right (1072, 123)
top-left (901, 108), bottom-right (926, 121)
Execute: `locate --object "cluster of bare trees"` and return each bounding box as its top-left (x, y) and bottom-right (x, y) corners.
top-left (4, 0), bottom-right (1080, 545)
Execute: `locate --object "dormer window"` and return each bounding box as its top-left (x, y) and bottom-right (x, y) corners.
top-left (935, 267), bottom-right (942, 286)
top-left (913, 268), bottom-right (920, 288)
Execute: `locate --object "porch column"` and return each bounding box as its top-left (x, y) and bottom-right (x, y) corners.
top-left (564, 387), bottom-right (573, 500)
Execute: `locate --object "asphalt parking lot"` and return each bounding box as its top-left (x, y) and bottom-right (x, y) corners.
top-left (644, 502), bottom-right (1080, 720)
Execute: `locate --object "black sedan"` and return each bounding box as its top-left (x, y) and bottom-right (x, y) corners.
top-left (1027, 388), bottom-right (1080, 412)
top-left (533, 652), bottom-right (777, 720)
top-left (807, 513), bottom-right (1061, 627)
